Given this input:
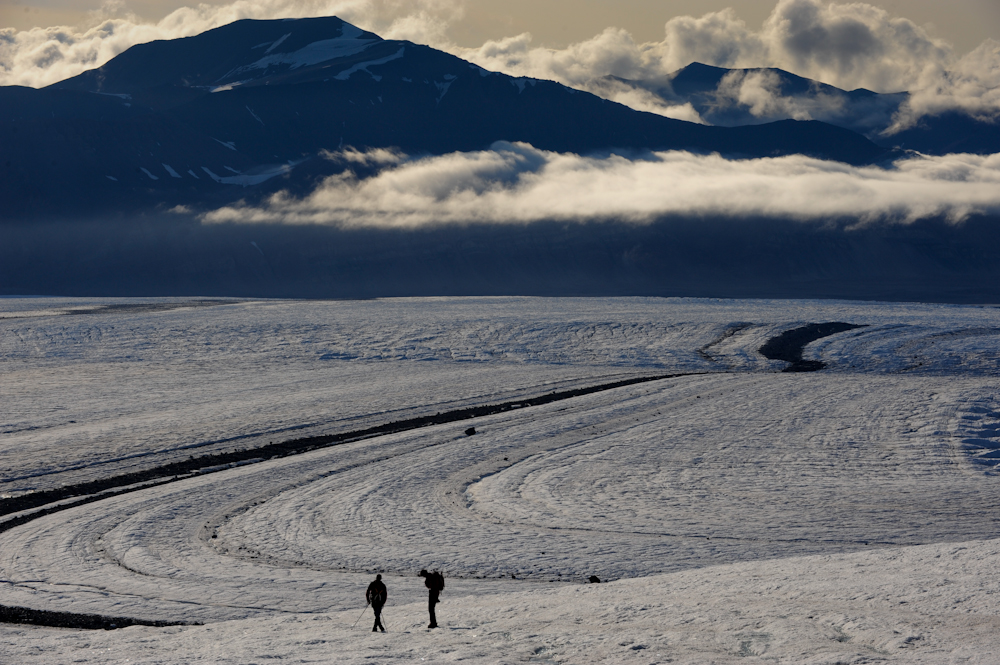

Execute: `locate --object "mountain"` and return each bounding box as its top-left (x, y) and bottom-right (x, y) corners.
top-left (886, 111), bottom-right (1000, 155)
top-left (2, 16), bottom-right (889, 220)
top-left (605, 62), bottom-right (907, 136)
top-left (0, 86), bottom-right (264, 220)
top-left (602, 62), bottom-right (1000, 154)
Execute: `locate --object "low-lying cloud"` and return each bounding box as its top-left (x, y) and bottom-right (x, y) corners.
top-left (203, 143), bottom-right (1000, 228)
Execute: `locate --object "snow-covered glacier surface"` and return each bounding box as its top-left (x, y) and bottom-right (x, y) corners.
top-left (1, 296), bottom-right (999, 663)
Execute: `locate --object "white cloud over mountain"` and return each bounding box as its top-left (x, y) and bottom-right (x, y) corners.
top-left (456, 0), bottom-right (1000, 131)
top-left (1, 0), bottom-right (997, 129)
top-left (203, 142), bottom-right (1000, 228)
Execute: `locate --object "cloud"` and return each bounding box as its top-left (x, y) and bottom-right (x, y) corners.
top-left (892, 39), bottom-right (1000, 131)
top-left (0, 0), bottom-right (458, 88)
top-left (761, 0), bottom-right (949, 93)
top-left (448, 28), bottom-right (705, 121)
top-left (704, 69), bottom-right (902, 134)
top-left (203, 142), bottom-right (1000, 228)
top-left (716, 70), bottom-right (827, 120)
top-left (456, 1), bottom-right (951, 92)
top-left (455, 0), bottom-right (1000, 131)
top-left (321, 146), bottom-right (405, 166)
top-left (571, 76), bottom-right (706, 123)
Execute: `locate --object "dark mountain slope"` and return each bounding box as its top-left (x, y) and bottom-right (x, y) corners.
top-left (606, 62), bottom-right (999, 155)
top-left (51, 19), bottom-right (885, 163)
top-left (610, 62), bottom-right (906, 136)
top-left (888, 111), bottom-right (1000, 155)
top-left (0, 86), bottom-right (261, 219)
top-left (162, 43), bottom-right (884, 164)
top-left (0, 16), bottom-right (894, 219)
top-left (51, 16), bottom-right (383, 109)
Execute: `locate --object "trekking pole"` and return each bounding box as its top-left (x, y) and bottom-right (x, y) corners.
top-left (352, 603), bottom-right (370, 629)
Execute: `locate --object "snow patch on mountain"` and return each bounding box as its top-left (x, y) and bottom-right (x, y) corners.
top-left (263, 32), bottom-right (290, 55)
top-left (200, 163), bottom-right (292, 186)
top-left (211, 80), bottom-right (249, 93)
top-left (245, 106), bottom-right (264, 126)
top-left (223, 36), bottom-right (379, 82)
top-left (434, 78), bottom-right (454, 103)
top-left (333, 47), bottom-right (405, 82)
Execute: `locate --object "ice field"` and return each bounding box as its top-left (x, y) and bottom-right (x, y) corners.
top-left (1, 296), bottom-right (999, 663)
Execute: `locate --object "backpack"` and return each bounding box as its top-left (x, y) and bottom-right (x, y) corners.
top-left (427, 572), bottom-right (445, 591)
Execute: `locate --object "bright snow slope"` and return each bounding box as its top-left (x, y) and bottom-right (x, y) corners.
top-left (1, 296), bottom-right (998, 663)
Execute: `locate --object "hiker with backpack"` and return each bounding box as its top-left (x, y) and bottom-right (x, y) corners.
top-left (418, 569), bottom-right (444, 628)
top-left (366, 574), bottom-right (387, 632)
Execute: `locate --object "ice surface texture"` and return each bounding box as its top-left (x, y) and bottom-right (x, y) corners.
top-left (1, 296), bottom-right (999, 662)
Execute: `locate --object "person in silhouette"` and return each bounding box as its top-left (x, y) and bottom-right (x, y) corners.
top-left (419, 569), bottom-right (444, 628)
top-left (366, 574), bottom-right (387, 632)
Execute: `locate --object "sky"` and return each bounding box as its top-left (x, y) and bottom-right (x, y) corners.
top-left (2, 0), bottom-right (998, 54)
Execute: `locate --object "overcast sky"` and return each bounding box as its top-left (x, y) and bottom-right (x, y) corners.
top-left (2, 0), bottom-right (998, 54)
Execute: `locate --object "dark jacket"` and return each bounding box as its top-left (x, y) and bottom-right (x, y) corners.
top-left (366, 579), bottom-right (387, 607)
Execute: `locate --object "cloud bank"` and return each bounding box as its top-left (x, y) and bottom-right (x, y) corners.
top-left (203, 143), bottom-right (1000, 228)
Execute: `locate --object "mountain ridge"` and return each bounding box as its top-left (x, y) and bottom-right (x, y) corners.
top-left (602, 61), bottom-right (1000, 154)
top-left (2, 16), bottom-right (891, 220)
